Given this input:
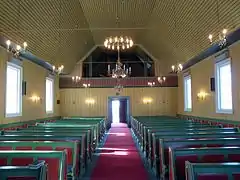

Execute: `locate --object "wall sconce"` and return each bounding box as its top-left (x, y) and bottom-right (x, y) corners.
top-left (147, 82), bottom-right (155, 87)
top-left (30, 95), bottom-right (41, 103)
top-left (85, 98), bottom-right (95, 105)
top-left (142, 97), bottom-right (153, 104)
top-left (157, 76), bottom-right (166, 84)
top-left (72, 76), bottom-right (81, 83)
top-left (83, 83), bottom-right (91, 88)
top-left (197, 91), bottom-right (208, 101)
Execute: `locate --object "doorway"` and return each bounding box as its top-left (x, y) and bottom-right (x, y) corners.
top-left (112, 100), bottom-right (120, 123)
top-left (107, 96), bottom-right (130, 127)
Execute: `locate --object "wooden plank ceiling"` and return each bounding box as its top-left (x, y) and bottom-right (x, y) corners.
top-left (0, 0), bottom-right (240, 73)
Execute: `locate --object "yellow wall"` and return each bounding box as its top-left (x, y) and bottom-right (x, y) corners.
top-left (178, 42), bottom-right (240, 121)
top-left (0, 47), bottom-right (60, 124)
top-left (60, 87), bottom-right (177, 117)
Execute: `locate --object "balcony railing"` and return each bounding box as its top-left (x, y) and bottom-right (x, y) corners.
top-left (59, 76), bottom-right (178, 88)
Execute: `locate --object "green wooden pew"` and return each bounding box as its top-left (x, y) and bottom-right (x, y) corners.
top-left (55, 118), bottom-right (106, 140)
top-left (20, 126), bottom-right (95, 151)
top-left (1, 131), bottom-right (91, 165)
top-left (141, 125), bottom-right (224, 153)
top-left (0, 140), bottom-right (80, 179)
top-left (0, 150), bottom-right (66, 180)
top-left (135, 122), bottom-right (214, 143)
top-left (158, 137), bottom-right (240, 178)
top-left (0, 134), bottom-right (87, 175)
top-left (169, 146), bottom-right (240, 180)
top-left (150, 132), bottom-right (240, 171)
top-left (143, 127), bottom-right (237, 157)
top-left (0, 160), bottom-right (47, 180)
top-left (147, 127), bottom-right (232, 159)
top-left (35, 123), bottom-right (100, 146)
top-left (185, 161), bottom-right (240, 180)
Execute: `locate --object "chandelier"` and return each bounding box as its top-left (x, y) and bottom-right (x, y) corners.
top-left (208, 29), bottom-right (227, 48)
top-left (52, 65), bottom-right (64, 75)
top-left (171, 63), bottom-right (183, 73)
top-left (6, 40), bottom-right (27, 58)
top-left (208, 0), bottom-right (228, 48)
top-left (104, 36), bottom-right (133, 50)
top-left (104, 36), bottom-right (133, 78)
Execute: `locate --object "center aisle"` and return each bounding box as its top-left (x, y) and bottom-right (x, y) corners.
top-left (90, 123), bottom-right (149, 180)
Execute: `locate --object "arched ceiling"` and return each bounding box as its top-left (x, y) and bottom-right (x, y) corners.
top-left (0, 0), bottom-right (240, 73)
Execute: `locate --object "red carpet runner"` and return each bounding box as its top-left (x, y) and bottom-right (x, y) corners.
top-left (91, 123), bottom-right (149, 180)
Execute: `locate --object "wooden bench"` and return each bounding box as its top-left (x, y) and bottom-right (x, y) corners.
top-left (185, 161), bottom-right (240, 180)
top-left (150, 132), bottom-right (240, 169)
top-left (169, 146), bottom-right (240, 180)
top-left (141, 125), bottom-right (222, 152)
top-left (0, 160), bottom-right (47, 180)
top-left (0, 135), bottom-right (86, 176)
top-left (0, 150), bottom-right (66, 180)
top-left (0, 140), bottom-right (80, 179)
top-left (23, 126), bottom-right (95, 151)
top-left (145, 127), bottom-right (237, 157)
top-left (158, 137), bottom-right (240, 178)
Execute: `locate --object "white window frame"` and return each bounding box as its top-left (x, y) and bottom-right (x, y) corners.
top-left (5, 62), bottom-right (23, 117)
top-left (184, 75), bottom-right (192, 112)
top-left (45, 77), bottom-right (54, 114)
top-left (215, 58), bottom-right (233, 114)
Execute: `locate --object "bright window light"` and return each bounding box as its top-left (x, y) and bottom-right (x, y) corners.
top-left (5, 62), bottom-right (22, 117)
top-left (184, 75), bottom-right (192, 111)
top-left (46, 77), bottom-right (54, 114)
top-left (215, 58), bottom-right (233, 113)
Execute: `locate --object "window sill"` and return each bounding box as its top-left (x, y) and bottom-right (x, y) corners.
top-left (216, 110), bottom-right (233, 114)
top-left (5, 113), bottom-right (22, 118)
top-left (46, 111), bottom-right (54, 115)
top-left (184, 109), bottom-right (192, 112)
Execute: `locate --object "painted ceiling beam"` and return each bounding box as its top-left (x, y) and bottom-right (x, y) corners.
top-left (0, 35), bottom-right (53, 72)
top-left (183, 27), bottom-right (240, 70)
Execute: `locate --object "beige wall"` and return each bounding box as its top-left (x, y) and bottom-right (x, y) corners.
top-left (178, 41), bottom-right (240, 121)
top-left (60, 87), bottom-right (177, 117)
top-left (0, 47), bottom-right (60, 124)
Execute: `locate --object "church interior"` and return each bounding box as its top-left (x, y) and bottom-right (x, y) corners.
top-left (0, 0), bottom-right (240, 179)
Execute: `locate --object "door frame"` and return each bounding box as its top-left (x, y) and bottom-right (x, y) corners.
top-left (107, 96), bottom-right (131, 126)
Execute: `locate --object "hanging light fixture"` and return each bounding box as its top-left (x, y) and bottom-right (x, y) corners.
top-left (171, 64), bottom-right (183, 73)
top-left (72, 76), bottom-right (81, 83)
top-left (104, 36), bottom-right (134, 50)
top-left (104, 36), bottom-right (133, 78)
top-left (170, 2), bottom-right (183, 74)
top-left (6, 40), bottom-right (28, 58)
top-left (208, 0), bottom-right (228, 48)
top-left (208, 29), bottom-right (227, 48)
top-left (157, 76), bottom-right (166, 84)
top-left (52, 65), bottom-right (64, 75)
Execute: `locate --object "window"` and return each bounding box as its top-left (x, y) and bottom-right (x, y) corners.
top-left (46, 77), bottom-right (54, 114)
top-left (5, 62), bottom-right (22, 117)
top-left (215, 59), bottom-right (233, 113)
top-left (184, 75), bottom-right (192, 111)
